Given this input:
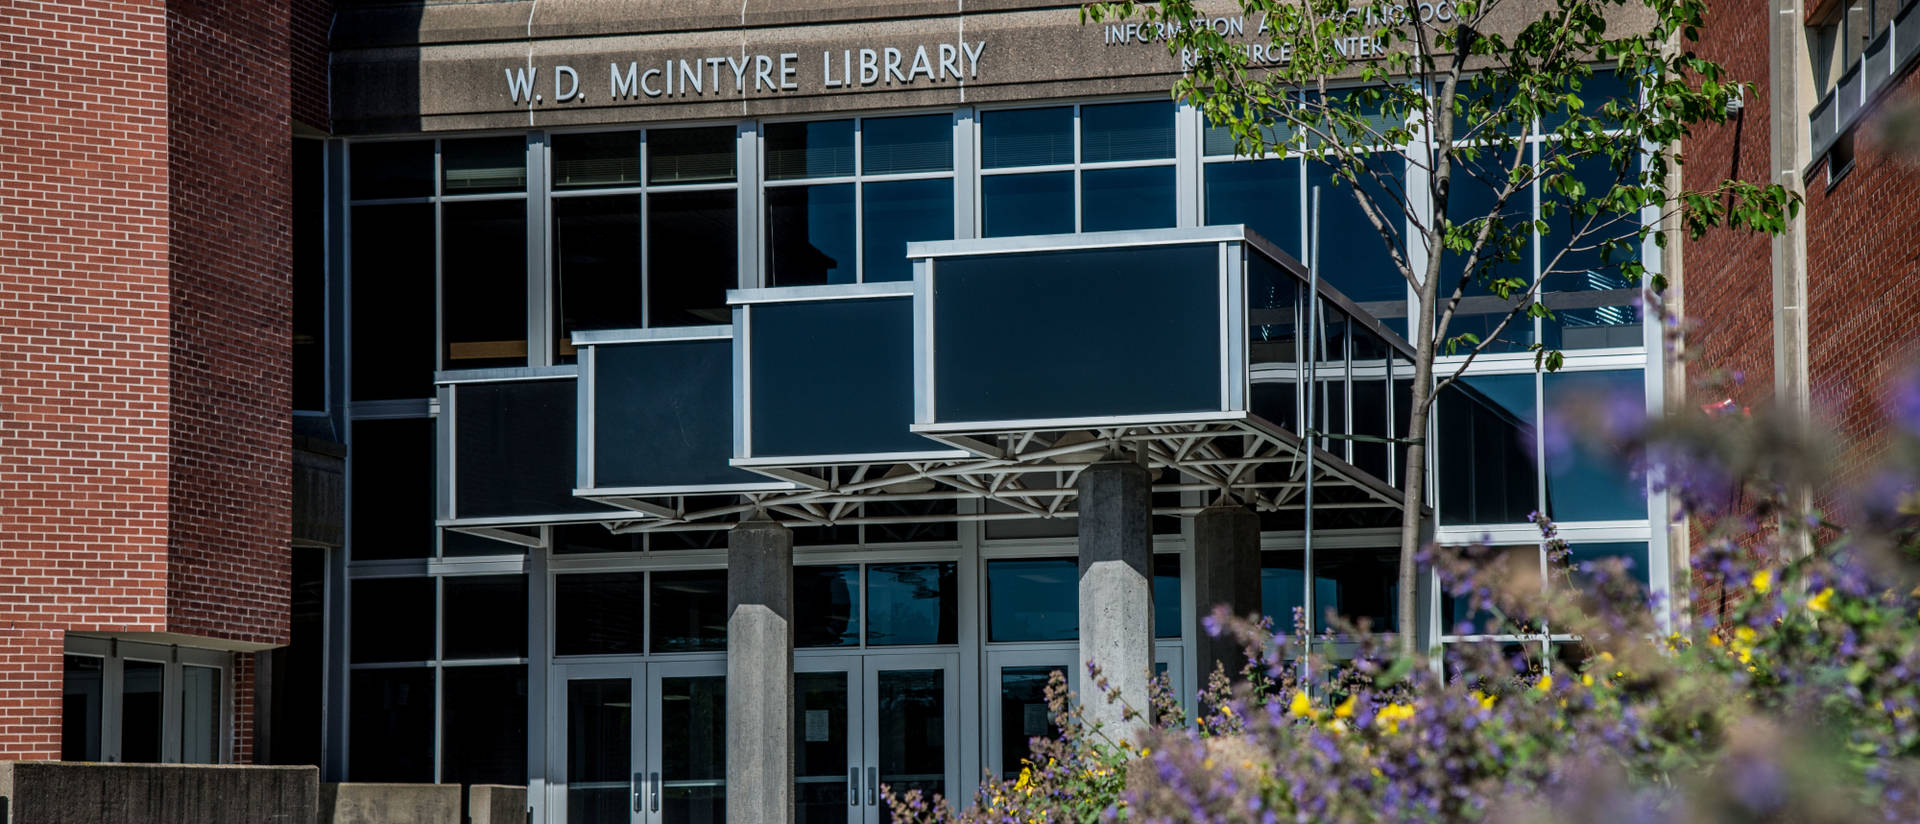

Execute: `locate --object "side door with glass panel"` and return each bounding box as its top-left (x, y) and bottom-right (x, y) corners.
top-left (796, 653), bottom-right (961, 824)
top-left (645, 661), bottom-right (726, 824)
top-left (984, 645), bottom-right (1188, 781)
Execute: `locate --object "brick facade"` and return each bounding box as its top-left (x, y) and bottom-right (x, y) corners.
top-left (0, 1), bottom-right (297, 762)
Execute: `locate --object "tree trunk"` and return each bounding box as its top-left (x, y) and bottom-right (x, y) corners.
top-left (1396, 299), bottom-right (1438, 659)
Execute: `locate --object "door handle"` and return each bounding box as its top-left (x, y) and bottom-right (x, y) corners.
top-left (848, 767), bottom-right (860, 807)
top-left (650, 771), bottom-right (661, 813)
top-left (632, 772), bottom-right (643, 813)
top-left (867, 766), bottom-right (878, 806)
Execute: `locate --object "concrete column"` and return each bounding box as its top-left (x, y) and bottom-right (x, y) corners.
top-left (1192, 504), bottom-right (1261, 681)
top-left (726, 521), bottom-right (792, 824)
top-left (1075, 461), bottom-right (1154, 739)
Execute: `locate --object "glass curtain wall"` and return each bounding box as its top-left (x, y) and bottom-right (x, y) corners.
top-left (978, 101), bottom-right (1178, 236)
top-left (763, 114), bottom-right (956, 285)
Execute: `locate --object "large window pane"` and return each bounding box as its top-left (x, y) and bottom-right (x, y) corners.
top-left (861, 178), bottom-right (952, 282)
top-left (648, 190), bottom-right (738, 326)
top-left (1539, 153), bottom-right (1641, 350)
top-left (62, 655), bottom-right (103, 761)
top-left (649, 127), bottom-right (737, 184)
top-left (348, 418), bottom-right (433, 561)
top-left (442, 199), bottom-right (528, 368)
top-left (1309, 154), bottom-right (1407, 307)
top-left (1080, 101), bottom-right (1175, 162)
top-left (556, 572), bottom-right (646, 656)
top-left (122, 660), bottom-right (163, 763)
top-left (554, 195), bottom-right (643, 356)
top-left (293, 140), bottom-right (326, 411)
top-left (1153, 553), bottom-right (1182, 639)
top-left (1205, 159), bottom-right (1303, 256)
top-left (981, 107), bottom-right (1073, 168)
top-left (1262, 550), bottom-right (1397, 634)
top-left (987, 559), bottom-right (1077, 642)
top-left (553, 131), bottom-right (643, 189)
top-left (863, 114), bottom-right (953, 174)
top-left (442, 136), bottom-right (526, 194)
top-left (1564, 541), bottom-right (1650, 589)
top-left (651, 570), bottom-right (727, 653)
top-left (351, 577), bottom-right (434, 663)
top-left (443, 575), bottom-right (529, 659)
top-left (795, 565), bottom-right (860, 648)
top-left (349, 203), bottom-right (434, 400)
top-left (766, 184), bottom-right (856, 286)
top-left (349, 667), bottom-right (435, 781)
top-left (441, 665), bottom-right (528, 787)
top-left (180, 665), bottom-right (220, 764)
top-left (1082, 166), bottom-right (1175, 232)
top-left (998, 665), bottom-right (1064, 779)
top-left (867, 562), bottom-right (957, 646)
top-left (766, 120), bottom-right (854, 179)
top-left (1441, 154), bottom-right (1538, 353)
top-left (982, 172), bottom-right (1073, 237)
top-left (1543, 370), bottom-right (1645, 521)
top-left (350, 140), bottom-right (433, 200)
top-left (1438, 373), bottom-right (1538, 525)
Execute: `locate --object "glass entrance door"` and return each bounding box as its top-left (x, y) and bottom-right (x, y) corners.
top-left (796, 653), bottom-right (961, 824)
top-left (983, 646), bottom-right (1186, 780)
top-left (554, 661), bottom-right (725, 824)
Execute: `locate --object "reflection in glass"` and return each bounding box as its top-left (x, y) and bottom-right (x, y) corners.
top-left (767, 184), bottom-right (856, 286)
top-left (867, 563), bottom-right (957, 646)
top-left (766, 120), bottom-right (854, 179)
top-left (1308, 155), bottom-right (1407, 308)
top-left (648, 190), bottom-right (738, 326)
top-left (1543, 370), bottom-right (1645, 522)
top-left (862, 178), bottom-right (953, 282)
top-left (863, 115), bottom-right (953, 174)
top-left (649, 127), bottom-right (737, 184)
top-left (552, 132), bottom-right (641, 189)
top-left (999, 666), bottom-right (1064, 778)
top-left (877, 669), bottom-right (946, 822)
top-left (1259, 549), bottom-right (1399, 634)
top-left (553, 195), bottom-right (642, 356)
top-left (350, 667), bottom-right (434, 781)
top-left (660, 676), bottom-right (726, 824)
top-left (1081, 166), bottom-right (1175, 232)
top-left (442, 136), bottom-right (525, 193)
top-left (982, 172), bottom-right (1073, 237)
top-left (980, 107), bottom-right (1072, 168)
top-left (795, 672), bottom-right (850, 823)
top-left (566, 678), bottom-right (631, 824)
top-left (62, 655), bottom-right (103, 761)
top-left (1565, 542), bottom-right (1651, 589)
top-left (652, 570), bottom-right (727, 652)
top-left (442, 665), bottom-right (528, 787)
top-left (1437, 373), bottom-right (1538, 525)
top-left (555, 572), bottom-right (645, 656)
top-left (442, 199), bottom-right (529, 368)
top-left (1206, 159), bottom-right (1304, 255)
top-left (1441, 154), bottom-right (1538, 353)
top-left (180, 665), bottom-right (220, 764)
top-left (795, 565), bottom-right (860, 647)
top-left (987, 559), bottom-right (1077, 642)
top-left (1080, 101), bottom-right (1175, 162)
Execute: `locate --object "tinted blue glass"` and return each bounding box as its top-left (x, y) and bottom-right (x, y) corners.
top-left (452, 379), bottom-right (609, 519)
top-left (765, 120), bottom-right (855, 179)
top-left (1538, 153), bottom-right (1640, 350)
top-left (981, 107), bottom-right (1073, 168)
top-left (1565, 542), bottom-right (1650, 589)
top-left (1153, 554), bottom-right (1181, 639)
top-left (988, 559), bottom-right (1077, 642)
top-left (1080, 101), bottom-right (1175, 162)
top-left (1441, 154), bottom-right (1537, 352)
top-left (1248, 255), bottom-right (1301, 374)
top-left (748, 297), bottom-right (928, 457)
top-left (1309, 154), bottom-right (1407, 306)
top-left (766, 183), bottom-right (857, 286)
top-left (350, 140), bottom-right (434, 199)
top-left (863, 178), bottom-right (953, 282)
top-left (1258, 551), bottom-right (1334, 634)
top-left (863, 114), bottom-right (953, 174)
top-left (867, 562), bottom-right (957, 645)
top-left (932, 245), bottom-right (1221, 422)
top-left (795, 565), bottom-right (860, 647)
top-left (1542, 69), bottom-right (1634, 131)
top-left (1437, 373), bottom-right (1538, 525)
top-left (1205, 160), bottom-right (1304, 256)
top-left (651, 570), bottom-right (727, 652)
top-left (1543, 370), bottom-right (1645, 521)
top-left (982, 172), bottom-right (1073, 237)
top-left (1543, 300), bottom-right (1642, 350)
top-left (1081, 166), bottom-right (1175, 232)
top-left (591, 339), bottom-right (766, 489)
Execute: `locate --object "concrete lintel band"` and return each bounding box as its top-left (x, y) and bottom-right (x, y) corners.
top-left (1192, 503), bottom-right (1261, 681)
top-left (726, 520), bottom-right (793, 824)
top-left (1074, 461), bottom-right (1155, 740)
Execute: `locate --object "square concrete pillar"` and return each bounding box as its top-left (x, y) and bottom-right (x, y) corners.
top-left (726, 520), bottom-right (793, 824)
top-left (1075, 461), bottom-right (1154, 739)
top-left (1193, 503), bottom-right (1261, 680)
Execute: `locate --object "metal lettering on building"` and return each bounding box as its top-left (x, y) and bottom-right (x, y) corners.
top-left (502, 42), bottom-right (988, 104)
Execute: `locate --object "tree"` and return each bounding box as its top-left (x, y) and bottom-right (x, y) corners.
top-left (1085, 0), bottom-right (1799, 657)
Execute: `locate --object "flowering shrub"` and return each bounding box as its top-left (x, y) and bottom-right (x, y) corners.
top-left (889, 359), bottom-right (1920, 822)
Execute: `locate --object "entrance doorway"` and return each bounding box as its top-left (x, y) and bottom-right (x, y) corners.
top-left (550, 660), bottom-right (726, 824)
top-left (795, 652), bottom-right (963, 824)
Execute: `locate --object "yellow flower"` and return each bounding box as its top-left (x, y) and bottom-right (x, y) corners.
top-left (1734, 627), bottom-right (1757, 644)
top-left (1374, 703), bottom-right (1416, 734)
top-left (1751, 568), bottom-right (1772, 595)
top-left (1535, 675), bottom-right (1554, 693)
top-left (1138, 747), bottom-right (1149, 757)
top-left (1582, 673), bottom-right (1595, 687)
top-left (1289, 690), bottom-right (1315, 718)
top-left (1015, 767), bottom-right (1031, 791)
top-left (1470, 690), bottom-right (1496, 711)
top-left (1334, 695), bottom-right (1357, 719)
top-left (1808, 587), bottom-right (1835, 613)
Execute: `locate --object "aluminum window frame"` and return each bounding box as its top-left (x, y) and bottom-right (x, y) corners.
top-left (973, 97), bottom-right (1183, 236)
top-left (62, 636), bottom-right (234, 765)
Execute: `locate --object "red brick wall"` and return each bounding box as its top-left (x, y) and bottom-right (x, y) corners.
top-left (0, 0), bottom-right (175, 760)
top-left (292, 0), bottom-right (332, 131)
top-left (164, 0), bottom-right (294, 648)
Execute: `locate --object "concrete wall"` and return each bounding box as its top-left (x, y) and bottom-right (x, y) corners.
top-left (317, 783), bottom-right (462, 824)
top-left (467, 784), bottom-right (528, 824)
top-left (0, 762), bottom-right (316, 824)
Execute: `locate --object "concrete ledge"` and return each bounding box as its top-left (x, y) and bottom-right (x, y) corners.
top-left (318, 783), bottom-right (461, 824)
top-left (0, 761), bottom-right (316, 824)
top-left (467, 784), bottom-right (528, 824)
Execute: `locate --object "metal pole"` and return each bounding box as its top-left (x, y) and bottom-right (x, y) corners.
top-left (1302, 185), bottom-right (1321, 685)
